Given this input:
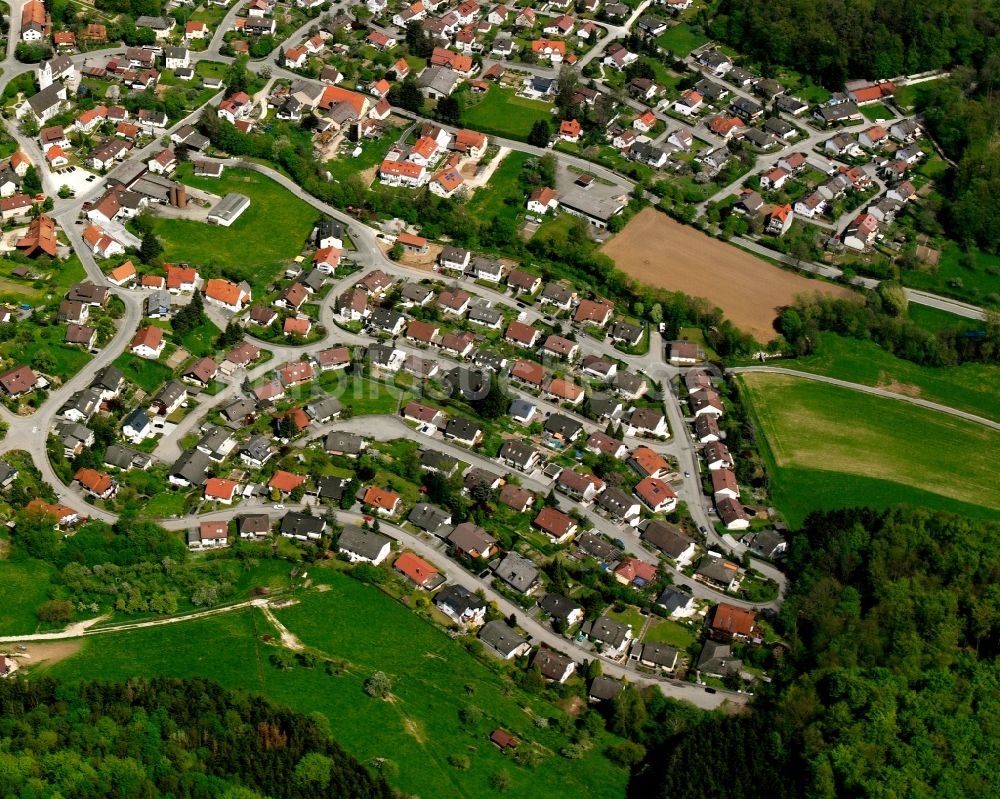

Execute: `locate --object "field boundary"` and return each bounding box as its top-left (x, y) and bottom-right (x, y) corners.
top-left (729, 366), bottom-right (1000, 431)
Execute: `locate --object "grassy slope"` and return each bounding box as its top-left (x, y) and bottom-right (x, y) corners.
top-left (152, 166), bottom-right (315, 292)
top-left (779, 332), bottom-right (1000, 422)
top-left (467, 150), bottom-right (531, 225)
top-left (901, 241), bottom-right (1000, 308)
top-left (0, 556), bottom-right (57, 635)
top-left (45, 573), bottom-right (629, 799)
top-left (739, 373), bottom-right (1000, 528)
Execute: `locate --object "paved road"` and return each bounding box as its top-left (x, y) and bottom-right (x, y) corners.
top-left (728, 366), bottom-right (1000, 429)
top-left (904, 289), bottom-right (989, 321)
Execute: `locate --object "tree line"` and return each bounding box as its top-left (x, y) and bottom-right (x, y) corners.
top-left (0, 676), bottom-right (395, 798)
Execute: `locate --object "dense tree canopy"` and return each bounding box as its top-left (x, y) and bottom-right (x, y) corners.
top-left (0, 676), bottom-right (394, 799)
top-left (711, 0), bottom-right (999, 86)
top-left (630, 508), bottom-right (1000, 799)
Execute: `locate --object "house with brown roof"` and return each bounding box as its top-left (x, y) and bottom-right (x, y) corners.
top-left (534, 506), bottom-right (578, 544)
top-left (532, 648), bottom-right (576, 683)
top-left (499, 483), bottom-right (534, 512)
top-left (130, 326), bottom-right (164, 359)
top-left (574, 298), bottom-right (613, 327)
top-left (710, 602), bottom-right (756, 639)
top-left (556, 468), bottom-right (604, 502)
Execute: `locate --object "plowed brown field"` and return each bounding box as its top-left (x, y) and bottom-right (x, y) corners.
top-left (600, 208), bottom-right (855, 341)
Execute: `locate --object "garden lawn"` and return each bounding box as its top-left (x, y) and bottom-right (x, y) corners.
top-left (46, 577), bottom-right (630, 799)
top-left (179, 319), bottom-right (222, 357)
top-left (656, 23), bottom-right (709, 56)
top-left (461, 87), bottom-right (554, 141)
top-left (739, 372), bottom-right (1000, 528)
top-left (113, 353), bottom-right (174, 393)
top-left (861, 103), bottom-right (893, 122)
top-left (0, 556), bottom-right (57, 636)
top-left (0, 324), bottom-right (91, 382)
top-left (901, 241), bottom-right (1000, 308)
top-left (780, 332), bottom-right (1000, 422)
top-left (320, 371), bottom-right (408, 416)
top-left (153, 166), bottom-right (315, 293)
top-left (643, 618), bottom-right (696, 650)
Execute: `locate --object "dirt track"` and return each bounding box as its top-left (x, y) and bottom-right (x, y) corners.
top-left (600, 208), bottom-right (854, 342)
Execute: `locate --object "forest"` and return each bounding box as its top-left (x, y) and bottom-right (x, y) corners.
top-left (710, 0), bottom-right (998, 86)
top-left (627, 507), bottom-right (1000, 798)
top-left (0, 676), bottom-right (394, 799)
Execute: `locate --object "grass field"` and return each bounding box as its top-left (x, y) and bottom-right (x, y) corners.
top-left (0, 253), bottom-right (87, 307)
top-left (179, 319), bottom-right (222, 358)
top-left (153, 166), bottom-right (315, 292)
top-left (739, 372), bottom-right (1000, 528)
top-left (901, 241), bottom-right (1000, 308)
top-left (113, 353), bottom-right (174, 393)
top-left (467, 150), bottom-right (531, 224)
top-left (861, 103), bottom-right (893, 122)
top-left (0, 556), bottom-right (56, 636)
top-left (643, 618), bottom-right (696, 650)
top-left (45, 574), bottom-right (629, 799)
top-left (780, 332), bottom-right (1000, 422)
top-left (462, 87), bottom-right (554, 141)
top-left (907, 303), bottom-right (977, 334)
top-left (656, 23), bottom-right (709, 56)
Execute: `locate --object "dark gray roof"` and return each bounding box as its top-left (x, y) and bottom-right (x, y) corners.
top-left (639, 642), bottom-right (677, 667)
top-left (90, 365), bottom-right (124, 392)
top-left (589, 675), bottom-right (624, 701)
top-left (539, 593), bottom-right (582, 623)
top-left (408, 502), bottom-right (451, 532)
top-left (584, 615), bottom-right (630, 648)
top-left (478, 620), bottom-right (528, 657)
top-left (445, 416), bottom-right (483, 441)
top-left (104, 443), bottom-right (140, 470)
top-left (420, 449), bottom-right (457, 474)
top-left (697, 640), bottom-right (741, 676)
top-left (324, 430), bottom-right (364, 455)
top-left (280, 512), bottom-right (326, 537)
top-left (493, 552), bottom-right (539, 593)
top-left (338, 525), bottom-right (391, 559)
top-left (656, 585), bottom-right (693, 614)
top-left (434, 583), bottom-right (486, 617)
top-left (169, 448), bottom-right (210, 486)
top-left (544, 413), bottom-right (583, 440)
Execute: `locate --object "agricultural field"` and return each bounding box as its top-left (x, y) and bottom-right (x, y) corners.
top-left (44, 574), bottom-right (630, 799)
top-left (462, 87), bottom-right (554, 141)
top-left (151, 166), bottom-right (316, 293)
top-left (779, 332), bottom-right (1000, 422)
top-left (601, 207), bottom-right (855, 342)
top-left (739, 372), bottom-right (1000, 528)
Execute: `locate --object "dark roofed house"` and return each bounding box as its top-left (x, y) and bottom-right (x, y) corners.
top-left (478, 620), bottom-right (530, 659)
top-left (532, 648), bottom-right (576, 683)
top-left (589, 675), bottom-right (624, 702)
top-left (408, 502), bottom-right (452, 533)
top-left (539, 593), bottom-right (584, 626)
top-left (435, 583), bottom-right (487, 626)
top-left (279, 512), bottom-right (326, 541)
top-left (338, 525), bottom-right (392, 564)
top-left (493, 552), bottom-right (541, 594)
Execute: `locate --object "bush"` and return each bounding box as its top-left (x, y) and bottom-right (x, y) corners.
top-left (364, 670), bottom-right (392, 698)
top-left (36, 599), bottom-right (73, 624)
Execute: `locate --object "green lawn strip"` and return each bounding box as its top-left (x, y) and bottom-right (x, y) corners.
top-left (0, 556), bottom-right (57, 636)
top-left (325, 133), bottom-right (399, 183)
top-left (906, 303), bottom-right (976, 334)
top-left (461, 86), bottom-right (554, 141)
top-left (113, 353), bottom-right (174, 393)
top-left (46, 577), bottom-right (629, 799)
top-left (778, 332), bottom-right (1000, 422)
top-left (153, 165), bottom-right (316, 293)
top-left (738, 372), bottom-right (1000, 528)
